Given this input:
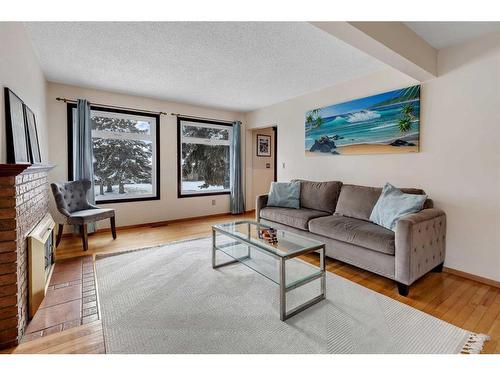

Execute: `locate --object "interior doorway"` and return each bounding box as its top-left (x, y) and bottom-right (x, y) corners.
top-left (251, 126), bottom-right (277, 202)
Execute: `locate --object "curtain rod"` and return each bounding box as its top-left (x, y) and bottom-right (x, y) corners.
top-left (171, 113), bottom-right (235, 124)
top-left (56, 97), bottom-right (169, 116)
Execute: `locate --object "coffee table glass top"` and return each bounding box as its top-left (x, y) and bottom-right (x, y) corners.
top-left (212, 220), bottom-right (324, 258)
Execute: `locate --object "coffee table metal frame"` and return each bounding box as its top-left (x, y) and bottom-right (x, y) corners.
top-left (211, 221), bottom-right (326, 321)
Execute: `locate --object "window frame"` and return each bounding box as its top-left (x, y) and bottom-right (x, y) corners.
top-left (177, 116), bottom-right (233, 198)
top-left (67, 103), bottom-right (161, 204)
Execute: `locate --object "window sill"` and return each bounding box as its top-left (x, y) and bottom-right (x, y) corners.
top-left (178, 191), bottom-right (231, 199)
top-left (96, 195), bottom-right (160, 204)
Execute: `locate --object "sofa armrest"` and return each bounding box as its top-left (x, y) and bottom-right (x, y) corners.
top-left (255, 194), bottom-right (268, 222)
top-left (395, 208), bottom-right (446, 285)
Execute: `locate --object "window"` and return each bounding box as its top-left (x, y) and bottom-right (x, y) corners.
top-left (178, 117), bottom-right (232, 197)
top-left (68, 104), bottom-right (160, 203)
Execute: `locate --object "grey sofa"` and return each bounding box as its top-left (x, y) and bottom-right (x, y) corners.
top-left (256, 180), bottom-right (446, 296)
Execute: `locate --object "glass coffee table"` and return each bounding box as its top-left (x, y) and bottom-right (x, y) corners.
top-left (212, 220), bottom-right (326, 321)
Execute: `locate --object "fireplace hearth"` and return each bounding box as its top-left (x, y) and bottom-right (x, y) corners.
top-left (0, 163), bottom-right (55, 349)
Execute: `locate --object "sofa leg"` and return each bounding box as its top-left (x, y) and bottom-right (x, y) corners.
top-left (81, 224), bottom-right (88, 251)
top-left (397, 282), bottom-right (409, 296)
top-left (432, 262), bottom-right (444, 273)
top-left (110, 216), bottom-right (117, 239)
top-left (56, 224), bottom-right (64, 247)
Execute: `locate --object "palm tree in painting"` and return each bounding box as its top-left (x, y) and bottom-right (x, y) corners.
top-left (398, 103), bottom-right (415, 133)
top-left (398, 118), bottom-right (412, 133)
top-left (402, 103), bottom-right (415, 118)
top-left (305, 109), bottom-right (323, 132)
top-left (305, 113), bottom-right (315, 127)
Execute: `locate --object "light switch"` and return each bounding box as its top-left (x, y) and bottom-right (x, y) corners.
top-left (282, 162), bottom-right (286, 169)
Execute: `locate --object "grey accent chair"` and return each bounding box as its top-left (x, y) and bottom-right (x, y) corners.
top-left (51, 180), bottom-right (116, 251)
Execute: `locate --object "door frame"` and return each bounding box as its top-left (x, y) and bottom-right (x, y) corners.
top-left (272, 126), bottom-right (277, 182)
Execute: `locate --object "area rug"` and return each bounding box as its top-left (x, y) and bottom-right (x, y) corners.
top-left (95, 237), bottom-right (489, 354)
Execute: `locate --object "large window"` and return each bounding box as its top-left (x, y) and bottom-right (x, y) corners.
top-left (178, 117), bottom-right (232, 197)
top-left (68, 104), bottom-right (160, 203)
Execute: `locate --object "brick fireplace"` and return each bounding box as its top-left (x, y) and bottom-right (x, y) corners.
top-left (0, 164), bottom-right (54, 349)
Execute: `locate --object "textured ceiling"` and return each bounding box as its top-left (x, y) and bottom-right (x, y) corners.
top-left (405, 22), bottom-right (500, 49)
top-left (24, 22), bottom-right (386, 112)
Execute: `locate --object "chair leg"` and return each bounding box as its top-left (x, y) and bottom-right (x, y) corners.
top-left (110, 216), bottom-right (117, 239)
top-left (81, 224), bottom-right (88, 251)
top-left (56, 224), bottom-right (64, 247)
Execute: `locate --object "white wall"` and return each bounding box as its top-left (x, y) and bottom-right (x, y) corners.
top-left (245, 32), bottom-right (500, 282)
top-left (0, 23), bottom-right (48, 163)
top-left (46, 82), bottom-right (244, 229)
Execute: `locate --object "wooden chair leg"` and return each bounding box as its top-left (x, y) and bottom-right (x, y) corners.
top-left (110, 217), bottom-right (117, 239)
top-left (81, 224), bottom-right (88, 251)
top-left (55, 224), bottom-right (64, 247)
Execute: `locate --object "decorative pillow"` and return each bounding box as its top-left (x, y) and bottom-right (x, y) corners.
top-left (267, 182), bottom-right (301, 209)
top-left (292, 179), bottom-right (342, 213)
top-left (369, 183), bottom-right (427, 231)
top-left (335, 184), bottom-right (383, 221)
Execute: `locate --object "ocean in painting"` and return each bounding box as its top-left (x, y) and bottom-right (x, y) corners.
top-left (305, 85), bottom-right (420, 155)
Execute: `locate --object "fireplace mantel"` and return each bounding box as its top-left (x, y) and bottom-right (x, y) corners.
top-left (0, 163), bottom-right (55, 177)
top-left (0, 163), bottom-right (55, 349)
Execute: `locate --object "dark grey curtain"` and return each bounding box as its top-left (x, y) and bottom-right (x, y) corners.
top-left (73, 99), bottom-right (95, 232)
top-left (230, 121), bottom-right (245, 214)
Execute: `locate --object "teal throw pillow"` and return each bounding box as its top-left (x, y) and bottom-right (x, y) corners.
top-left (267, 182), bottom-right (301, 209)
top-left (370, 183), bottom-right (427, 231)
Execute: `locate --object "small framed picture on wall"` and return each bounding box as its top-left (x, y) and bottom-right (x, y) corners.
top-left (256, 134), bottom-right (271, 157)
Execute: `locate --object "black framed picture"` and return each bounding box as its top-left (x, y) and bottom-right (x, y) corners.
top-left (24, 105), bottom-right (41, 163)
top-left (256, 134), bottom-right (271, 157)
top-left (4, 88), bottom-right (30, 164)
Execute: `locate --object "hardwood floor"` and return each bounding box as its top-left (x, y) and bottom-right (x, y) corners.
top-left (3, 212), bottom-right (499, 354)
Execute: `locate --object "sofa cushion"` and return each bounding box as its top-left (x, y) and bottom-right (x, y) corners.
top-left (335, 184), bottom-right (425, 221)
top-left (292, 180), bottom-right (342, 213)
top-left (267, 181), bottom-right (301, 209)
top-left (260, 207), bottom-right (330, 230)
top-left (67, 208), bottom-right (115, 225)
top-left (308, 215), bottom-right (395, 255)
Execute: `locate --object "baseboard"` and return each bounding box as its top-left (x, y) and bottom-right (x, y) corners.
top-left (444, 267), bottom-right (500, 289)
top-left (62, 210), bottom-right (255, 237)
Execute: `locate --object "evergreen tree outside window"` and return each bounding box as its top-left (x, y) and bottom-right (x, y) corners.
top-left (68, 104), bottom-right (160, 203)
top-left (178, 118), bottom-right (232, 197)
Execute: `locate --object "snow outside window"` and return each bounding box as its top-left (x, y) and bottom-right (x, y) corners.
top-left (179, 119), bottom-right (232, 197)
top-left (72, 107), bottom-right (159, 203)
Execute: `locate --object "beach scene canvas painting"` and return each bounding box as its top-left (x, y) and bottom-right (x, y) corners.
top-left (305, 85), bottom-right (420, 155)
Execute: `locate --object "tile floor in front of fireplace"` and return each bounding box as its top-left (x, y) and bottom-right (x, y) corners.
top-left (21, 256), bottom-right (99, 342)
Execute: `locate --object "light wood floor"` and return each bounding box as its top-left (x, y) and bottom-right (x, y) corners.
top-left (3, 212), bottom-right (500, 354)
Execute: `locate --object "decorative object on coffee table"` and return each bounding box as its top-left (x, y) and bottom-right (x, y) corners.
top-left (23, 104), bottom-right (42, 163)
top-left (4, 87), bottom-right (30, 164)
top-left (258, 227), bottom-right (278, 244)
top-left (256, 134), bottom-right (271, 157)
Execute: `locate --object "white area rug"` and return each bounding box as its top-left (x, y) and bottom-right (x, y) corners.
top-left (95, 237), bottom-right (488, 354)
